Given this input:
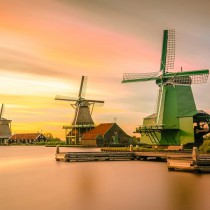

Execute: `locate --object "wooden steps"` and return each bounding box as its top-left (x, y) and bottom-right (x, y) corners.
top-left (167, 159), bottom-right (210, 173)
top-left (167, 147), bottom-right (210, 173)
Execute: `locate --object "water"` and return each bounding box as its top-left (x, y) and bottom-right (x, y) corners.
top-left (0, 146), bottom-right (210, 210)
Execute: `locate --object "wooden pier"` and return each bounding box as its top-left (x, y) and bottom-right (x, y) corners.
top-left (55, 146), bottom-right (191, 162)
top-left (55, 146), bottom-right (210, 173)
top-left (55, 147), bottom-right (135, 162)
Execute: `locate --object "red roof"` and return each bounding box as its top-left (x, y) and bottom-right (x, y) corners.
top-left (9, 133), bottom-right (44, 140)
top-left (87, 123), bottom-right (114, 135)
top-left (81, 123), bottom-right (114, 140)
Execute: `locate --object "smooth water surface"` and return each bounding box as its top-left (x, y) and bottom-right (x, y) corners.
top-left (0, 146), bottom-right (210, 210)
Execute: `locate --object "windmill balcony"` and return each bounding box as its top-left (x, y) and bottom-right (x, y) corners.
top-left (136, 124), bottom-right (179, 133)
top-left (63, 124), bottom-right (95, 129)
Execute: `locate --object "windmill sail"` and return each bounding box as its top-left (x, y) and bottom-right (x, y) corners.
top-left (55, 95), bottom-right (78, 101)
top-left (78, 76), bottom-right (87, 98)
top-left (87, 99), bottom-right (104, 103)
top-left (122, 72), bottom-right (160, 83)
top-left (163, 69), bottom-right (209, 85)
top-left (160, 29), bottom-right (175, 73)
top-left (0, 104), bottom-right (4, 119)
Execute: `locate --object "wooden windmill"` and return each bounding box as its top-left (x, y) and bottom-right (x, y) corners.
top-left (122, 29), bottom-right (209, 146)
top-left (0, 104), bottom-right (12, 144)
top-left (55, 76), bottom-right (104, 144)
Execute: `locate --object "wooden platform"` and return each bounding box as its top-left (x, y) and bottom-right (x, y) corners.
top-left (55, 151), bottom-right (135, 162)
top-left (55, 146), bottom-right (192, 162)
top-left (167, 159), bottom-right (210, 173)
top-left (134, 151), bottom-right (191, 161)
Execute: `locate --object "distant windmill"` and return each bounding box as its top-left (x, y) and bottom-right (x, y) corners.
top-left (0, 104), bottom-right (12, 144)
top-left (55, 76), bottom-right (104, 144)
top-left (122, 29), bottom-right (209, 146)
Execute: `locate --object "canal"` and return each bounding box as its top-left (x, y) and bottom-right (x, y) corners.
top-left (0, 146), bottom-right (210, 210)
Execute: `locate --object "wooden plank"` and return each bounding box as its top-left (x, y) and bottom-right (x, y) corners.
top-left (61, 151), bottom-right (135, 162)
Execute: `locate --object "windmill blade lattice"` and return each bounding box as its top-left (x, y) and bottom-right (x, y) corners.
top-left (122, 72), bottom-right (160, 83)
top-left (165, 29), bottom-right (175, 71)
top-left (78, 76), bottom-right (87, 98)
top-left (163, 69), bottom-right (209, 85)
top-left (0, 104), bottom-right (4, 119)
top-left (160, 29), bottom-right (175, 73)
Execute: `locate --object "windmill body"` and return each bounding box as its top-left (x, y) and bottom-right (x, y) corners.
top-left (55, 76), bottom-right (104, 144)
top-left (123, 30), bottom-right (209, 146)
top-left (0, 104), bottom-right (12, 144)
top-left (72, 101), bottom-right (94, 125)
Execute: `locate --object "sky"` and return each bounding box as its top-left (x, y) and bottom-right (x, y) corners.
top-left (1, 0), bottom-right (210, 140)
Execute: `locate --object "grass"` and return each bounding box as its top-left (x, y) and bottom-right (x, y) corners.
top-left (199, 140), bottom-right (210, 153)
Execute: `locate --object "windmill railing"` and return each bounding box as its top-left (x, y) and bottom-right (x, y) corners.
top-left (136, 125), bottom-right (179, 132)
top-left (0, 119), bottom-right (12, 122)
top-left (136, 125), bottom-right (179, 144)
top-left (63, 124), bottom-right (95, 129)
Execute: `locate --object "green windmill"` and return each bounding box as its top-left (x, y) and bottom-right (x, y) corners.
top-left (122, 29), bottom-right (210, 146)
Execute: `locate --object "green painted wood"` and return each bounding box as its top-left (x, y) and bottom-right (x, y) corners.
top-left (160, 30), bottom-right (168, 75)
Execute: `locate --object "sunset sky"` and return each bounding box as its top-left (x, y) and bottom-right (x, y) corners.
top-left (1, 0), bottom-right (210, 140)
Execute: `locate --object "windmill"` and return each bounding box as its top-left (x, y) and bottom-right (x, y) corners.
top-left (0, 104), bottom-right (12, 145)
top-left (122, 29), bottom-right (209, 146)
top-left (55, 76), bottom-right (104, 144)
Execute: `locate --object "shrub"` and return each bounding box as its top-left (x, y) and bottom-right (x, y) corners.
top-left (45, 141), bottom-right (66, 145)
top-left (199, 140), bottom-right (210, 153)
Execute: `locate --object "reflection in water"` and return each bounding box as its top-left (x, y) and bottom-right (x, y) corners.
top-left (168, 172), bottom-right (210, 210)
top-left (168, 173), bottom-right (198, 210)
top-left (0, 146), bottom-right (210, 210)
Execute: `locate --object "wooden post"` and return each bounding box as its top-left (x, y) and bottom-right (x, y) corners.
top-left (56, 145), bottom-right (60, 154)
top-left (192, 147), bottom-right (199, 161)
top-left (129, 144), bottom-right (133, 152)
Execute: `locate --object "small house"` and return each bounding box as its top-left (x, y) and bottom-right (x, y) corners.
top-left (9, 133), bottom-right (47, 144)
top-left (81, 123), bottom-right (131, 146)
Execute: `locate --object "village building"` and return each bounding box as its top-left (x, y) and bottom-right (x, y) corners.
top-left (9, 133), bottom-right (47, 144)
top-left (81, 123), bottom-right (132, 146)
